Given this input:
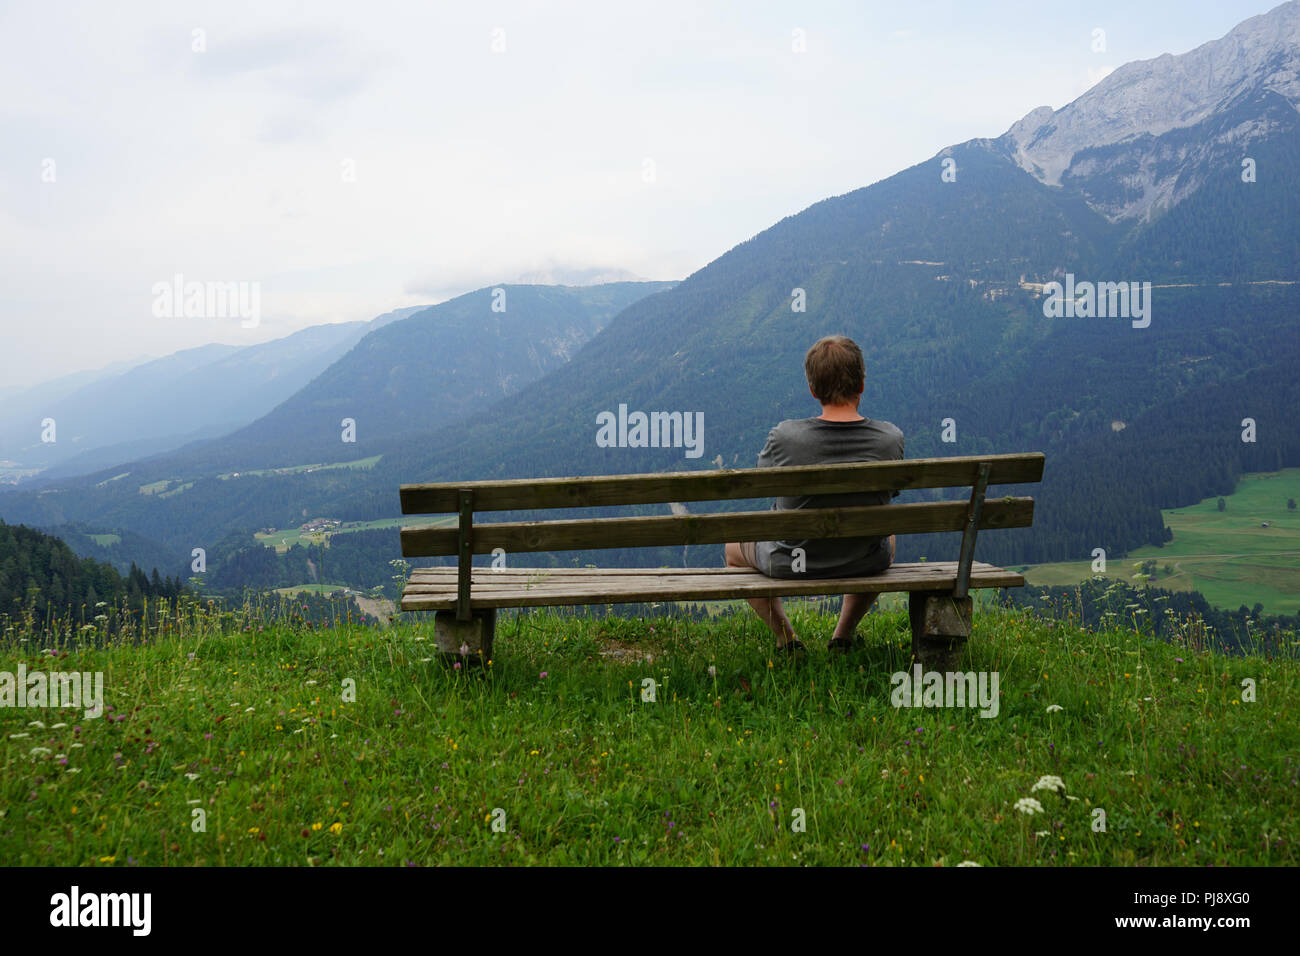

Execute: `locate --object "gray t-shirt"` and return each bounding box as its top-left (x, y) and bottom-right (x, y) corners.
top-left (753, 416), bottom-right (905, 578)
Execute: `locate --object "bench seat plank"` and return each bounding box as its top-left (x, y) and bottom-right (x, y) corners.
top-left (398, 561), bottom-right (1023, 611)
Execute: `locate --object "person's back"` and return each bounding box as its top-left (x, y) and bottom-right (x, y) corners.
top-left (754, 415), bottom-right (904, 577)
top-left (725, 334), bottom-right (904, 658)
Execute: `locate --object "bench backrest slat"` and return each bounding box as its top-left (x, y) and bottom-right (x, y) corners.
top-left (399, 452), bottom-right (1044, 514)
top-left (401, 496), bottom-right (1034, 557)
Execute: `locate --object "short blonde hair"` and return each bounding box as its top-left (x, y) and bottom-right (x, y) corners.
top-left (804, 335), bottom-right (864, 405)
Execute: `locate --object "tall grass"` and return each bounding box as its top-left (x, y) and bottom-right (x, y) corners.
top-left (1, 601), bottom-right (1295, 865)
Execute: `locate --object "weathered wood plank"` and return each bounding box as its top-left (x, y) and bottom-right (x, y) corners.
top-left (409, 567), bottom-right (729, 577)
top-left (399, 577), bottom-right (1024, 610)
top-left (400, 453), bottom-right (1045, 514)
top-left (402, 561), bottom-right (1010, 585)
top-left (398, 562), bottom-right (1024, 610)
top-left (456, 489), bottom-right (473, 621)
top-left (402, 562), bottom-right (1011, 590)
top-left (953, 462), bottom-right (990, 600)
top-left (408, 565), bottom-right (995, 579)
top-left (400, 497), bottom-right (1034, 557)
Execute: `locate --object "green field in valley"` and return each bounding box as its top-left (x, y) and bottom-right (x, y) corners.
top-left (219, 455), bottom-right (382, 481)
top-left (1024, 470), bottom-right (1300, 616)
top-left (255, 514), bottom-right (455, 552)
top-left (272, 584), bottom-right (358, 596)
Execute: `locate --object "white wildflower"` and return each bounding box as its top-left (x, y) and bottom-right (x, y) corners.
top-left (1045, 704), bottom-right (1063, 713)
top-left (1014, 797), bottom-right (1044, 815)
top-left (1031, 775), bottom-right (1066, 794)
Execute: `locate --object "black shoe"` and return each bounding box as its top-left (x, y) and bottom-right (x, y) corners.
top-left (780, 639), bottom-right (808, 661)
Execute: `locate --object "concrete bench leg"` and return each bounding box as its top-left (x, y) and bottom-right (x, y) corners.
top-left (908, 591), bottom-right (971, 671)
top-left (434, 608), bottom-right (496, 665)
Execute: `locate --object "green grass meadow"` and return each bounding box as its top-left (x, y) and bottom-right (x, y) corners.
top-left (2, 602), bottom-right (1295, 866)
top-left (1025, 470), bottom-right (1300, 615)
top-left (255, 514), bottom-right (453, 552)
top-left (271, 584), bottom-right (357, 597)
top-left (219, 455), bottom-right (383, 482)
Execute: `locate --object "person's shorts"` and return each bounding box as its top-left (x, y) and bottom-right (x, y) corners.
top-left (738, 536), bottom-right (894, 579)
top-left (737, 539), bottom-right (765, 572)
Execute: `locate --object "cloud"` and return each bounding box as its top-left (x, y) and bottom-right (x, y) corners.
top-left (188, 26), bottom-right (380, 104)
top-left (257, 111), bottom-right (328, 144)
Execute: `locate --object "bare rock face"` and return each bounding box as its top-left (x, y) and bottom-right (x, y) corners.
top-left (998, 1), bottom-right (1300, 220)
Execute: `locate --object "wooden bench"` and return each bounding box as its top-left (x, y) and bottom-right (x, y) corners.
top-left (397, 452), bottom-right (1044, 668)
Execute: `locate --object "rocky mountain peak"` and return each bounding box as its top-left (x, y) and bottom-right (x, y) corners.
top-left (1001, 0), bottom-right (1300, 198)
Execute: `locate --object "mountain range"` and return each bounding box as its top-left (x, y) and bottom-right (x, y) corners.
top-left (0, 305), bottom-right (428, 481)
top-left (0, 2), bottom-right (1296, 591)
top-left (145, 281), bottom-right (675, 474)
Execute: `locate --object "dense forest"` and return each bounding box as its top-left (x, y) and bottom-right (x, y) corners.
top-left (205, 528), bottom-right (412, 597)
top-left (0, 520), bottom-right (186, 629)
top-left (0, 522), bottom-right (379, 639)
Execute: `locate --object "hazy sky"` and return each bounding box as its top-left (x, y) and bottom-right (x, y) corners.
top-left (0, 0), bottom-right (1276, 388)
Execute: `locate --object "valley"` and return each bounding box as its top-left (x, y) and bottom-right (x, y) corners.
top-left (1023, 469), bottom-right (1300, 615)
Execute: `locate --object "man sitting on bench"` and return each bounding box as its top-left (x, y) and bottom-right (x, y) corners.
top-left (725, 335), bottom-right (904, 657)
